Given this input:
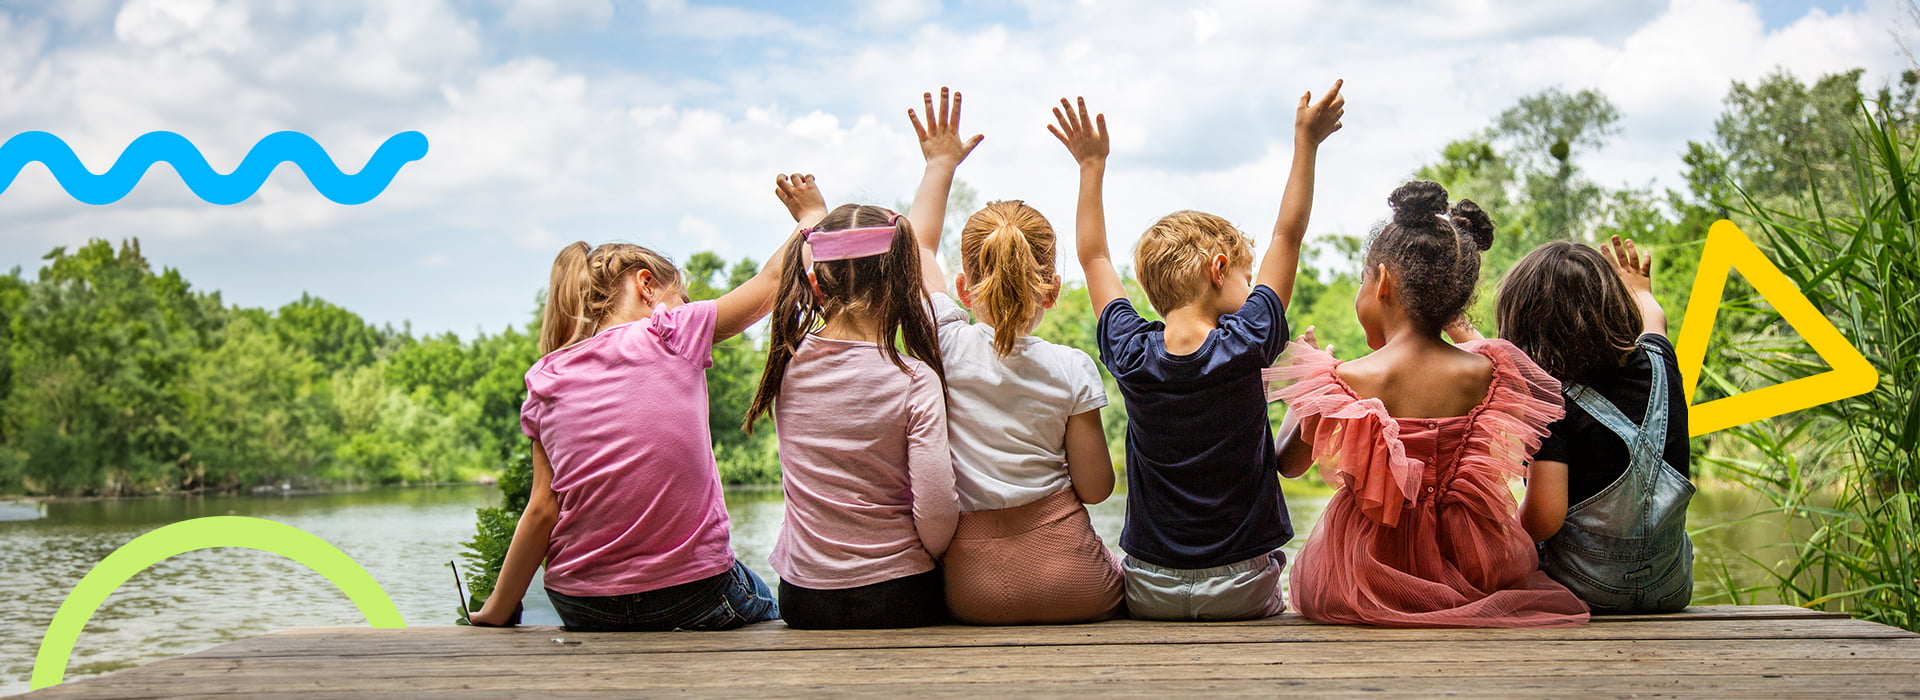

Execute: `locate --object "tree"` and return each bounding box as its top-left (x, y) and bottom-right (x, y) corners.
top-left (1495, 88), bottom-right (1620, 240)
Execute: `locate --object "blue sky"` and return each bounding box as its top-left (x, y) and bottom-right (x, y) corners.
top-left (0, 0), bottom-right (1910, 337)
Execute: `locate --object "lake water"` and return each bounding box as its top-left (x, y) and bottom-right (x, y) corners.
top-left (0, 483), bottom-right (1788, 695)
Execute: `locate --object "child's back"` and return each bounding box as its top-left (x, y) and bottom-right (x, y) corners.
top-left (1495, 238), bottom-right (1694, 613)
top-left (524, 308), bottom-right (732, 596)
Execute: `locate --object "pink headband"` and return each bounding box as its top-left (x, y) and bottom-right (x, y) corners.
top-left (805, 214), bottom-right (900, 262)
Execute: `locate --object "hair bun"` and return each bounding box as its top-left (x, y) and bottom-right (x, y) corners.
top-left (1449, 199), bottom-right (1495, 251)
top-left (1388, 180), bottom-right (1450, 229)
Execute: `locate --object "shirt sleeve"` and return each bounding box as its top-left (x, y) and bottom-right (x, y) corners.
top-left (1067, 350), bottom-right (1110, 415)
top-left (1534, 411), bottom-right (1572, 464)
top-left (1228, 285), bottom-right (1289, 364)
top-left (1096, 298), bottom-right (1150, 367)
top-left (653, 300), bottom-right (720, 369)
top-left (519, 389), bottom-right (543, 440)
top-left (929, 293), bottom-right (970, 330)
top-left (904, 368), bottom-right (958, 559)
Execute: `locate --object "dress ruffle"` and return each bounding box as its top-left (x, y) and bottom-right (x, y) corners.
top-left (1266, 339), bottom-right (1588, 628)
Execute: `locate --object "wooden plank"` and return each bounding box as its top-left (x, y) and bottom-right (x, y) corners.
top-left (178, 617), bottom-right (1914, 662)
top-left (24, 605), bottom-right (1916, 699)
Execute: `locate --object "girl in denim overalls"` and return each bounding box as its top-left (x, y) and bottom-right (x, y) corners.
top-left (1452, 235), bottom-right (1694, 613)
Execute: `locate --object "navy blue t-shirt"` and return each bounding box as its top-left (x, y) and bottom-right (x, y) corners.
top-left (1097, 285), bottom-right (1293, 570)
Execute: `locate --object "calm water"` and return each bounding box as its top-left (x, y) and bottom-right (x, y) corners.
top-left (0, 483), bottom-right (1786, 695)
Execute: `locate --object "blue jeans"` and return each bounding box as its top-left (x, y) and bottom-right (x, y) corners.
top-left (545, 560), bottom-right (779, 631)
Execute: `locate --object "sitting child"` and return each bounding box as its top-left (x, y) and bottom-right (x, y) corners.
top-left (1060, 82), bottom-right (1344, 621)
top-left (1459, 235), bottom-right (1694, 613)
top-left (1272, 180), bottom-right (1589, 628)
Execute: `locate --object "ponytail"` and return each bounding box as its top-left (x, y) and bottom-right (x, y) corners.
top-left (960, 201), bottom-right (1058, 356)
top-left (744, 204), bottom-right (948, 433)
top-left (539, 241), bottom-right (592, 354)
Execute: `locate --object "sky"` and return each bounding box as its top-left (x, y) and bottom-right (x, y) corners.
top-left (0, 0), bottom-right (1911, 338)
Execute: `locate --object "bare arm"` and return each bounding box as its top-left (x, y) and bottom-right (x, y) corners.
top-left (1604, 234), bottom-right (1666, 337)
top-left (1258, 79), bottom-right (1345, 307)
top-left (906, 87), bottom-right (984, 297)
top-left (1063, 410), bottom-right (1116, 504)
top-left (470, 441), bottom-right (560, 627)
top-left (715, 174), bottom-right (826, 341)
top-left (1051, 97), bottom-right (1124, 313)
top-left (1277, 416), bottom-right (1315, 478)
top-left (1520, 460), bottom-right (1569, 541)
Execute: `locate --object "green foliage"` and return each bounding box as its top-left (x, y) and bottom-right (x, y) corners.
top-left (0, 240), bottom-right (541, 495)
top-left (460, 448), bottom-right (533, 617)
top-left (1701, 98), bottom-right (1920, 631)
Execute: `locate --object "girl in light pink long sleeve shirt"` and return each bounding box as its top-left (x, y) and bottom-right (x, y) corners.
top-left (745, 203), bottom-right (957, 630)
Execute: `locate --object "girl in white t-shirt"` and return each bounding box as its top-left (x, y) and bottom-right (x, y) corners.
top-left (905, 88), bottom-right (1125, 624)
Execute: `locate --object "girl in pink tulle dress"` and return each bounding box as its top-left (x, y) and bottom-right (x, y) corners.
top-left (1268, 181), bottom-right (1589, 628)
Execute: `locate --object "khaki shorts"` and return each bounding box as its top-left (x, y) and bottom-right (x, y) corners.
top-left (1121, 551), bottom-right (1288, 621)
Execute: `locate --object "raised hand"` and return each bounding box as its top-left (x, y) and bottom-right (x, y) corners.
top-left (1603, 234), bottom-right (1654, 295)
top-left (1296, 79), bottom-right (1345, 146)
top-left (1049, 96), bottom-right (1109, 166)
top-left (774, 173), bottom-right (825, 223)
top-left (908, 87), bottom-right (983, 168)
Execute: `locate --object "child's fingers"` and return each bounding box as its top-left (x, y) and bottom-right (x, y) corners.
top-left (1076, 97), bottom-right (1092, 132)
top-left (1095, 113), bottom-right (1108, 140)
top-left (1053, 105), bottom-right (1073, 134)
top-left (1048, 123), bottom-right (1070, 147)
top-left (950, 90), bottom-right (963, 129)
top-left (1060, 98), bottom-right (1079, 129)
top-left (963, 134), bottom-right (984, 155)
top-left (908, 109), bottom-right (928, 141)
top-left (1299, 91), bottom-right (1311, 109)
top-left (923, 91), bottom-right (937, 129)
top-left (1321, 78), bottom-right (1344, 105)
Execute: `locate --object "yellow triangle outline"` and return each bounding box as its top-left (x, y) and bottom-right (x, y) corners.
top-left (1674, 219), bottom-right (1879, 437)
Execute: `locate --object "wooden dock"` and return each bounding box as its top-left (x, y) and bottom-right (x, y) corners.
top-left (23, 605), bottom-right (1920, 698)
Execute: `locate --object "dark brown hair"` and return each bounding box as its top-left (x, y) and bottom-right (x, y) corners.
top-left (959, 200), bottom-right (1057, 356)
top-left (1495, 241), bottom-right (1643, 383)
top-left (743, 204), bottom-right (947, 432)
top-left (1364, 180), bottom-right (1495, 333)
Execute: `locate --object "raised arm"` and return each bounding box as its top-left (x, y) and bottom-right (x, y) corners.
top-left (906, 87), bottom-right (984, 297)
top-left (1258, 79), bottom-right (1345, 308)
top-left (1604, 234), bottom-right (1666, 337)
top-left (469, 441), bottom-right (560, 627)
top-left (714, 173), bottom-right (826, 341)
top-left (1051, 97), bottom-right (1124, 313)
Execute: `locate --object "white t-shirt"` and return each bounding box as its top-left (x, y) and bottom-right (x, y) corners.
top-left (930, 293), bottom-right (1110, 512)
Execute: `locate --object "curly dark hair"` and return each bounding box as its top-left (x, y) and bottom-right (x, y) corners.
top-left (1363, 180), bottom-right (1496, 333)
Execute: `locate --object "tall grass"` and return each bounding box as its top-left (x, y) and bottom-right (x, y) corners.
top-left (1703, 100), bottom-right (1920, 631)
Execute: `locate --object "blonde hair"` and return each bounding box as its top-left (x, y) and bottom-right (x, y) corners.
top-left (959, 201), bottom-right (1057, 356)
top-left (540, 241), bottom-right (683, 355)
top-left (539, 241), bottom-right (591, 354)
top-left (1133, 210), bottom-right (1254, 315)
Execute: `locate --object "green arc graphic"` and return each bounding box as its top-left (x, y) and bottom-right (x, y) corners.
top-left (29, 516), bottom-right (406, 690)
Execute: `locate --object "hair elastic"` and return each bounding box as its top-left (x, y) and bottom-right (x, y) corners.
top-left (806, 214), bottom-right (901, 261)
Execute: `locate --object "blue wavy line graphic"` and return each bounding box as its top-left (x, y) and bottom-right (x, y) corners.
top-left (0, 130), bottom-right (428, 205)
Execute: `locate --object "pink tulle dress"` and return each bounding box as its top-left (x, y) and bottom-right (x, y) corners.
top-left (1267, 339), bottom-right (1590, 628)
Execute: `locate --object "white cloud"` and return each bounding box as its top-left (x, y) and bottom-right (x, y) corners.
top-left (0, 0), bottom-right (1910, 336)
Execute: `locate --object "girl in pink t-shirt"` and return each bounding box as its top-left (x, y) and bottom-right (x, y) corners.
top-left (744, 203), bottom-right (958, 629)
top-left (468, 174), bottom-right (825, 631)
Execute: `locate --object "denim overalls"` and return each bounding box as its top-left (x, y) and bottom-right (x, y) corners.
top-left (1538, 339), bottom-right (1696, 613)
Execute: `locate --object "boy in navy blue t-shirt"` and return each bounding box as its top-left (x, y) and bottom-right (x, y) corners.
top-left (1050, 84), bottom-right (1344, 620)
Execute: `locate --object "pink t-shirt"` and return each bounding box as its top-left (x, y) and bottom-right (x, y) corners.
top-left (519, 300), bottom-right (734, 597)
top-left (769, 335), bottom-right (957, 590)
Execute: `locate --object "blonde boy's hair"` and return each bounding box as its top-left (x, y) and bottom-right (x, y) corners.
top-left (1133, 210), bottom-right (1255, 315)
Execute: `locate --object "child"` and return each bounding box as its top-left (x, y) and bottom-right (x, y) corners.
top-left (467, 174), bottom-right (824, 631)
top-left (744, 201), bottom-right (957, 630)
top-left (1271, 180), bottom-right (1589, 628)
top-left (1061, 82), bottom-right (1343, 621)
top-left (900, 88), bottom-right (1125, 624)
top-left (1470, 236), bottom-right (1694, 613)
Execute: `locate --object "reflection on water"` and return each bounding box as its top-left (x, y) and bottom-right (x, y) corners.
top-left (0, 483), bottom-right (1783, 695)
